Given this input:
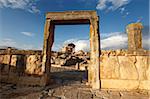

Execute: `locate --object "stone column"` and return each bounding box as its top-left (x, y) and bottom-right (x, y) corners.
top-left (42, 19), bottom-right (54, 74)
top-left (89, 16), bottom-right (100, 89)
top-left (126, 23), bottom-right (143, 51)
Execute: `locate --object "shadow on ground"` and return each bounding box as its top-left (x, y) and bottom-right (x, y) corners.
top-left (0, 66), bottom-right (89, 99)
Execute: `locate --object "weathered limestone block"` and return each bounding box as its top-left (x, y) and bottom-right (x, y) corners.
top-left (139, 80), bottom-right (150, 90)
top-left (118, 56), bottom-right (138, 80)
top-left (0, 55), bottom-right (11, 72)
top-left (135, 56), bottom-right (148, 80)
top-left (10, 55), bottom-right (26, 74)
top-left (101, 79), bottom-right (139, 90)
top-left (100, 56), bottom-right (119, 79)
top-left (26, 55), bottom-right (42, 75)
top-left (1, 55), bottom-right (10, 64)
top-left (10, 55), bottom-right (18, 66)
top-left (9, 55), bottom-right (18, 73)
top-left (146, 57), bottom-right (150, 80)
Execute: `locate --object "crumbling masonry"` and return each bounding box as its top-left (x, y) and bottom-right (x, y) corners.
top-left (42, 11), bottom-right (100, 89)
top-left (0, 11), bottom-right (149, 90)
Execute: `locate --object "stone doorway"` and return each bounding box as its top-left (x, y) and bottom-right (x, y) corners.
top-left (42, 11), bottom-right (100, 89)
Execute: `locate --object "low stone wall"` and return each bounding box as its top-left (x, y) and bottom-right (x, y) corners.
top-left (100, 50), bottom-right (150, 90)
top-left (0, 49), bottom-right (150, 90)
top-left (0, 49), bottom-right (49, 86)
top-left (0, 50), bottom-right (43, 75)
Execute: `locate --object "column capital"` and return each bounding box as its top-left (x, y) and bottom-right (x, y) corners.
top-left (126, 23), bottom-right (143, 32)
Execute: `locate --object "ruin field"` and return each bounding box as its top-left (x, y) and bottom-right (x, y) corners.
top-left (0, 66), bottom-right (149, 99)
top-left (0, 10), bottom-right (150, 99)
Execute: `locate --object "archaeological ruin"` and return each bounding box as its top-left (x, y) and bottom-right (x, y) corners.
top-left (42, 11), bottom-right (100, 89)
top-left (0, 11), bottom-right (149, 91)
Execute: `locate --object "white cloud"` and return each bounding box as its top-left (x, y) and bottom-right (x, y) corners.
top-left (126, 12), bottom-right (129, 15)
top-left (96, 0), bottom-right (131, 15)
top-left (0, 38), bottom-right (17, 47)
top-left (122, 11), bottom-right (130, 17)
top-left (54, 33), bottom-right (127, 52)
top-left (143, 38), bottom-right (150, 50)
top-left (52, 39), bottom-right (90, 52)
top-left (27, 5), bottom-right (40, 13)
top-left (101, 32), bottom-right (128, 49)
top-left (1, 32), bottom-right (149, 51)
top-left (96, 0), bottom-right (130, 10)
top-left (54, 31), bottom-right (149, 52)
top-left (120, 7), bottom-right (125, 14)
top-left (0, 38), bottom-right (39, 50)
top-left (62, 39), bottom-right (90, 52)
top-left (102, 32), bottom-right (150, 50)
top-left (21, 32), bottom-right (34, 37)
top-left (96, 0), bottom-right (107, 10)
top-left (52, 43), bottom-right (62, 51)
top-left (0, 0), bottom-right (40, 13)
top-left (74, 40), bottom-right (89, 52)
top-left (101, 32), bottom-right (150, 50)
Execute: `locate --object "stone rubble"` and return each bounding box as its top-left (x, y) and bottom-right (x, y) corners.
top-left (51, 43), bottom-right (90, 70)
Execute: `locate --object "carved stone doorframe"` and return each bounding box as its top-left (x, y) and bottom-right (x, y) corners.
top-left (42, 11), bottom-right (100, 89)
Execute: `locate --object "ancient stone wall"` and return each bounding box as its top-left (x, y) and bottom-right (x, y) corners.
top-left (0, 49), bottom-right (48, 86)
top-left (0, 49), bottom-right (42, 75)
top-left (0, 49), bottom-right (149, 90)
top-left (100, 50), bottom-right (150, 90)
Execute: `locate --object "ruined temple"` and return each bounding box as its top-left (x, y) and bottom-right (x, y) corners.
top-left (0, 11), bottom-right (149, 91)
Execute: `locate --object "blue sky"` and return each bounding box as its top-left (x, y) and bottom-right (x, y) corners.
top-left (0, 0), bottom-right (149, 51)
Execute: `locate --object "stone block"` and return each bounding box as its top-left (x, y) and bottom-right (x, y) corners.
top-left (139, 80), bottom-right (150, 90)
top-left (118, 56), bottom-right (138, 80)
top-left (3, 55), bottom-right (11, 73)
top-left (26, 55), bottom-right (42, 75)
top-left (101, 79), bottom-right (139, 90)
top-left (10, 55), bottom-right (17, 67)
top-left (3, 55), bottom-right (11, 64)
top-left (135, 56), bottom-right (148, 80)
top-left (100, 56), bottom-right (119, 79)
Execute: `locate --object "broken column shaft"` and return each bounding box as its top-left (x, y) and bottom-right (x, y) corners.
top-left (126, 23), bottom-right (143, 51)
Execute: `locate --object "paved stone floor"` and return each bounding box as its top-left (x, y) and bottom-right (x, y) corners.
top-left (0, 67), bottom-right (150, 99)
